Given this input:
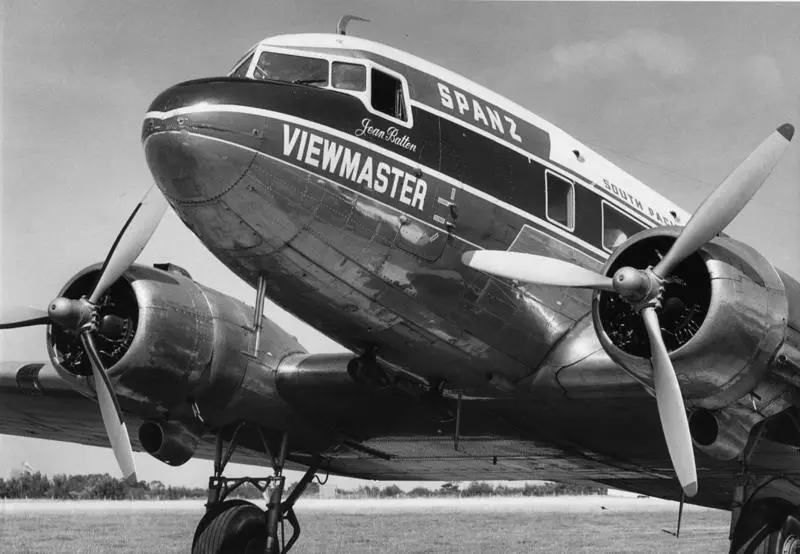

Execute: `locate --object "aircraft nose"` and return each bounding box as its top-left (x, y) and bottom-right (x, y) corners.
top-left (140, 79), bottom-right (313, 255)
top-left (143, 128), bottom-right (256, 203)
top-left (141, 79), bottom-right (262, 203)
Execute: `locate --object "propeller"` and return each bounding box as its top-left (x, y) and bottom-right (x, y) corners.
top-left (641, 306), bottom-right (697, 497)
top-left (90, 186), bottom-right (167, 304)
top-left (461, 123), bottom-right (794, 497)
top-left (81, 333), bottom-right (138, 484)
top-left (653, 123), bottom-right (794, 278)
top-left (461, 251), bottom-right (616, 291)
top-left (0, 306), bottom-right (50, 330)
top-left (1, 185), bottom-right (168, 484)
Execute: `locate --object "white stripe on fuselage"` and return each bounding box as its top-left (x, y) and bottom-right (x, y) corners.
top-left (145, 103), bottom-right (609, 259)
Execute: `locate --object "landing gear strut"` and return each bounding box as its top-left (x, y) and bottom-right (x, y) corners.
top-left (192, 423), bottom-right (322, 554)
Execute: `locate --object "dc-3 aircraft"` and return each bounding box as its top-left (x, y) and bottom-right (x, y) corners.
top-left (2, 20), bottom-right (800, 553)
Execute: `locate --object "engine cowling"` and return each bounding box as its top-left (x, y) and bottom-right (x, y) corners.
top-left (592, 227), bottom-right (788, 410)
top-left (46, 263), bottom-right (306, 420)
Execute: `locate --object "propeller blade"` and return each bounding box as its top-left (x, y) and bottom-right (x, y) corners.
top-left (0, 306), bottom-right (50, 330)
top-left (641, 306), bottom-right (697, 497)
top-left (654, 124), bottom-right (794, 277)
top-left (90, 185), bottom-right (168, 304)
top-left (462, 250), bottom-right (616, 291)
top-left (80, 332), bottom-right (137, 484)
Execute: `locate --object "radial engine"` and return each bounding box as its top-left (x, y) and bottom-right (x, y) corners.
top-left (592, 227), bottom-right (789, 411)
top-left (46, 263), bottom-right (307, 425)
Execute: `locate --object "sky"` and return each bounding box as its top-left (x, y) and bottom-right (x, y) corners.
top-left (1, 1), bottom-right (799, 487)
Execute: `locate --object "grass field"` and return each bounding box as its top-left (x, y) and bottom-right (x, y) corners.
top-left (0, 497), bottom-right (731, 553)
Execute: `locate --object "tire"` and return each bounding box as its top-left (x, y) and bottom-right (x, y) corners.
top-left (732, 504), bottom-right (800, 554)
top-left (763, 515), bottom-right (800, 554)
top-left (192, 499), bottom-right (266, 554)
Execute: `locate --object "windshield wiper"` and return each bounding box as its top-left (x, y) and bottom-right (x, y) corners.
top-left (291, 78), bottom-right (327, 86)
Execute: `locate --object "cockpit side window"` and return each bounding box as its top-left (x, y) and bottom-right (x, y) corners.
top-left (254, 52), bottom-right (328, 87)
top-left (230, 53), bottom-right (254, 79)
top-left (371, 68), bottom-right (407, 121)
top-left (332, 62), bottom-right (366, 92)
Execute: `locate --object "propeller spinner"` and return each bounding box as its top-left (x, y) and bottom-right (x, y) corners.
top-left (0, 185), bottom-right (168, 484)
top-left (462, 123), bottom-right (794, 497)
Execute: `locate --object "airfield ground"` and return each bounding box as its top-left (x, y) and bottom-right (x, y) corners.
top-left (0, 496), bottom-right (729, 553)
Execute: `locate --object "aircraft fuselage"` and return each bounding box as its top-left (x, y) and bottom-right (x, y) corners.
top-left (143, 33), bottom-right (687, 400)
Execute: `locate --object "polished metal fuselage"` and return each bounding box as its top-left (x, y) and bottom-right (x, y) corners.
top-left (142, 79), bottom-right (609, 399)
top-left (138, 55), bottom-right (800, 508)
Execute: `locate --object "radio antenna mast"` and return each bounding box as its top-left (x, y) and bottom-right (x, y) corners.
top-left (337, 15), bottom-right (370, 35)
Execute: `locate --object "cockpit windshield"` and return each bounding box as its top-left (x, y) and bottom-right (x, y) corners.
top-left (227, 46), bottom-right (411, 126)
top-left (253, 51), bottom-right (329, 87)
top-left (230, 53), bottom-right (254, 78)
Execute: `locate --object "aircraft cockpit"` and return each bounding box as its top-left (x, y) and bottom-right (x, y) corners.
top-left (229, 46), bottom-right (411, 127)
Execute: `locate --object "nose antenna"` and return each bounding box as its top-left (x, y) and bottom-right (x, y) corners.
top-left (337, 15), bottom-right (370, 35)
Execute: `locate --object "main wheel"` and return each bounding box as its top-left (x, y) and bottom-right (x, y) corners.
top-left (731, 500), bottom-right (800, 554)
top-left (192, 499), bottom-right (266, 554)
top-left (761, 515), bottom-right (800, 554)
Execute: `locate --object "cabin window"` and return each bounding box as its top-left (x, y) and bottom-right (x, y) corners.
top-left (230, 53), bottom-right (254, 78)
top-left (602, 202), bottom-right (643, 251)
top-left (253, 51), bottom-right (328, 87)
top-left (332, 62), bottom-right (366, 92)
top-left (545, 171), bottom-right (575, 230)
top-left (371, 68), bottom-right (407, 121)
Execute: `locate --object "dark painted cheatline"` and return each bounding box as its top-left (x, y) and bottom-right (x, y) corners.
top-left (145, 78), bottom-right (646, 259)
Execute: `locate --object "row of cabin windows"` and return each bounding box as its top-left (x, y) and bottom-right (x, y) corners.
top-left (232, 51), bottom-right (407, 122)
top-left (545, 172), bottom-right (643, 251)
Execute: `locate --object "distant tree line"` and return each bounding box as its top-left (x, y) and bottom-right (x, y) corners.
top-left (0, 472), bottom-right (603, 500)
top-left (335, 481), bottom-right (607, 499)
top-left (0, 472), bottom-right (265, 500)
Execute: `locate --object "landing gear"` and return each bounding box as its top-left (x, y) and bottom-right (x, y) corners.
top-left (770, 515), bottom-right (800, 554)
top-left (192, 424), bottom-right (322, 554)
top-left (193, 500), bottom-right (266, 554)
top-left (729, 498), bottom-right (800, 554)
top-left (728, 465), bottom-right (800, 554)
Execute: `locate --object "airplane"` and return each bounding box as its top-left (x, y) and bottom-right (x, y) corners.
top-left (1, 19), bottom-right (798, 553)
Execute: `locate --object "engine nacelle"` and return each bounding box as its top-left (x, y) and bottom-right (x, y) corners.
top-left (46, 263), bottom-right (306, 420)
top-left (593, 228), bottom-right (788, 410)
top-left (138, 420), bottom-right (199, 466)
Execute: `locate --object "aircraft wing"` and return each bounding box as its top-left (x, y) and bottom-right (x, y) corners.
top-left (5, 358), bottom-right (800, 515)
top-left (0, 361), bottom-right (267, 467)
